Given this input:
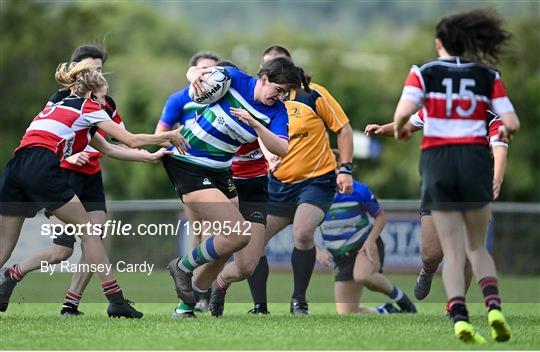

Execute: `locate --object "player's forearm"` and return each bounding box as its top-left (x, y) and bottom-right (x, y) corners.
top-left (336, 124), bottom-right (353, 163)
top-left (154, 123), bottom-right (173, 147)
top-left (379, 122), bottom-right (396, 137)
top-left (253, 124), bottom-right (288, 156)
top-left (492, 145), bottom-right (508, 184)
top-left (393, 99), bottom-right (418, 133)
top-left (103, 143), bottom-right (154, 163)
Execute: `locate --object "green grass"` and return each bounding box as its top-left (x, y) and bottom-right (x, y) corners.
top-left (1, 272), bottom-right (539, 350)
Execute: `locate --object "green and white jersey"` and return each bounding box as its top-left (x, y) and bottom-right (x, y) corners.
top-left (171, 66), bottom-right (289, 170)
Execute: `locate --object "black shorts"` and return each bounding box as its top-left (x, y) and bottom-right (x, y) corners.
top-left (162, 155), bottom-right (237, 201)
top-left (420, 144), bottom-right (492, 211)
top-left (48, 171), bottom-right (106, 249)
top-left (419, 188), bottom-right (432, 217)
top-left (0, 148), bottom-right (75, 218)
top-left (235, 175), bottom-right (268, 225)
top-left (333, 237), bottom-right (385, 282)
top-left (45, 171), bottom-right (107, 218)
top-left (267, 171), bottom-right (337, 220)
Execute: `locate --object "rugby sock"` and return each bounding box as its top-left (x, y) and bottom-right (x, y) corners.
top-left (8, 264), bottom-right (24, 282)
top-left (291, 247), bottom-right (316, 298)
top-left (177, 237), bottom-right (220, 273)
top-left (247, 256), bottom-right (269, 306)
top-left (447, 296), bottom-right (469, 323)
top-left (176, 301), bottom-right (195, 313)
top-left (478, 276), bottom-right (501, 311)
top-left (216, 273), bottom-right (230, 291)
top-left (388, 285), bottom-right (405, 302)
top-left (62, 290), bottom-right (82, 310)
top-left (101, 279), bottom-right (124, 302)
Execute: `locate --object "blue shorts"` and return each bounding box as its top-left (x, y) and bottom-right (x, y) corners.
top-left (267, 171), bottom-right (337, 219)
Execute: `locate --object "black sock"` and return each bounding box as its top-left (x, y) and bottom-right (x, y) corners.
top-left (447, 296), bottom-right (469, 323)
top-left (291, 247), bottom-right (316, 299)
top-left (247, 256), bottom-right (269, 307)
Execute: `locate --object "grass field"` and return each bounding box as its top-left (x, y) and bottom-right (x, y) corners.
top-left (1, 271), bottom-right (539, 350)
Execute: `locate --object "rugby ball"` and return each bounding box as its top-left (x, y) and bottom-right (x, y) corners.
top-left (188, 66), bottom-right (232, 105)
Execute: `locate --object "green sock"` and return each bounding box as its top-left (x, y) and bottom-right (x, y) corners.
top-left (176, 301), bottom-right (194, 312)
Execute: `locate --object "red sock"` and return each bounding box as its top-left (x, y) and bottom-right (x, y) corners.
top-left (62, 290), bottom-right (82, 310)
top-left (101, 279), bottom-right (124, 302)
top-left (8, 264), bottom-right (24, 282)
top-left (216, 274), bottom-right (230, 291)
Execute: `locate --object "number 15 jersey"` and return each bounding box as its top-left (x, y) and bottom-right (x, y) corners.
top-left (400, 57), bottom-right (515, 150)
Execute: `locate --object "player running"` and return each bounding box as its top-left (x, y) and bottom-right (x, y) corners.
top-left (0, 60), bottom-right (187, 317)
top-left (2, 45), bottom-right (171, 317)
top-left (392, 9), bottom-right (519, 343)
top-left (164, 57), bottom-right (310, 318)
top-left (155, 51), bottom-right (220, 312)
top-left (365, 109), bottom-right (509, 300)
top-left (247, 46), bottom-right (354, 316)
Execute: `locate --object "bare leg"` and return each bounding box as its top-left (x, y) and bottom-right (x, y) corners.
top-left (353, 251), bottom-right (394, 295)
top-left (431, 211), bottom-right (467, 300)
top-left (334, 280), bottom-right (377, 314)
top-left (420, 215), bottom-right (443, 272)
top-left (51, 197), bottom-right (114, 282)
top-left (67, 210), bottom-right (106, 294)
top-left (463, 205), bottom-right (495, 280)
top-left (0, 215), bottom-right (24, 267)
top-left (220, 222), bottom-right (266, 283)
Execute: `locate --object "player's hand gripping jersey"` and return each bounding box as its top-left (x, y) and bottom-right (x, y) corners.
top-left (401, 57), bottom-right (515, 149)
top-left (170, 66), bottom-right (289, 170)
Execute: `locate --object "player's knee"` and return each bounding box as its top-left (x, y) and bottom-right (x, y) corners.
top-left (293, 231), bottom-right (314, 249)
top-left (49, 246), bottom-right (73, 263)
top-left (353, 271), bottom-right (370, 285)
top-left (236, 262), bottom-right (256, 279)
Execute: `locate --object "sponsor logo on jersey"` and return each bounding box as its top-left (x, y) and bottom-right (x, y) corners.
top-left (289, 107), bottom-right (301, 119)
top-left (290, 131), bottom-right (309, 140)
top-left (217, 116), bottom-right (250, 143)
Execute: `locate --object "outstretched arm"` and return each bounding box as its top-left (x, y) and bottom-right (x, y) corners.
top-left (89, 133), bottom-right (172, 163)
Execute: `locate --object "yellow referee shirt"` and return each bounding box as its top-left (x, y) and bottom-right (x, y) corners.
top-left (273, 82), bottom-right (350, 183)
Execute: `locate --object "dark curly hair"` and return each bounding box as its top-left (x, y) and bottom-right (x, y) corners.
top-left (436, 9), bottom-right (511, 65)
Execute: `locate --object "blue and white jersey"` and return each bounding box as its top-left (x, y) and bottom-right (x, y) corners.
top-left (320, 181), bottom-right (382, 256)
top-left (158, 86), bottom-right (205, 130)
top-left (172, 66), bottom-right (289, 170)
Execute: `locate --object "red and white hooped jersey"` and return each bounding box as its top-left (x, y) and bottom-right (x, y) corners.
top-left (410, 109), bottom-right (509, 149)
top-left (15, 95), bottom-right (111, 160)
top-left (231, 140), bottom-right (268, 179)
top-left (401, 57), bottom-right (515, 150)
top-left (46, 92), bottom-right (125, 175)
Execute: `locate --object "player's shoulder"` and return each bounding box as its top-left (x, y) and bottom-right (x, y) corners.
top-left (49, 89), bottom-right (70, 104)
top-left (104, 95), bottom-right (117, 111)
top-left (81, 98), bottom-right (105, 114)
top-left (353, 181), bottom-right (375, 199)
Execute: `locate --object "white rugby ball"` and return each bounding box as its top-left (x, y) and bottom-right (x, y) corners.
top-left (188, 66), bottom-right (232, 105)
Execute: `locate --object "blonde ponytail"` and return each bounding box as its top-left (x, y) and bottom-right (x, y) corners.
top-left (54, 61), bottom-right (107, 96)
